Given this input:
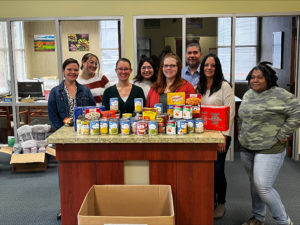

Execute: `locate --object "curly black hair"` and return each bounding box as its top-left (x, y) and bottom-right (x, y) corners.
top-left (246, 61), bottom-right (278, 89)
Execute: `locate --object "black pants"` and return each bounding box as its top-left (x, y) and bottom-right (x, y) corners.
top-left (214, 136), bottom-right (231, 205)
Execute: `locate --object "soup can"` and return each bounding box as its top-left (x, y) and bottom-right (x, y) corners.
top-left (76, 119), bottom-right (82, 134)
top-left (122, 113), bottom-right (132, 119)
top-left (148, 120), bottom-right (158, 135)
top-left (173, 105), bottom-right (184, 119)
top-left (100, 118), bottom-right (109, 134)
top-left (183, 105), bottom-right (193, 119)
top-left (81, 120), bottom-right (90, 135)
top-left (154, 103), bottom-right (163, 114)
top-left (109, 118), bottom-right (119, 135)
top-left (131, 119), bottom-right (138, 134)
top-left (109, 98), bottom-right (119, 111)
top-left (134, 98), bottom-right (143, 112)
top-left (158, 121), bottom-right (166, 134)
top-left (195, 118), bottom-right (204, 133)
top-left (137, 120), bottom-right (147, 135)
top-left (176, 119), bottom-right (187, 135)
top-left (166, 120), bottom-right (176, 135)
top-left (120, 119), bottom-right (131, 135)
top-left (167, 105), bottom-right (174, 118)
top-left (90, 120), bottom-right (100, 135)
top-left (187, 119), bottom-right (195, 133)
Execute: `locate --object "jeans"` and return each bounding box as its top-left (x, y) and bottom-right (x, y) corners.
top-left (240, 150), bottom-right (291, 225)
top-left (214, 136), bottom-right (231, 205)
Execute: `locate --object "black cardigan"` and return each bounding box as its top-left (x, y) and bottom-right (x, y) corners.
top-left (102, 84), bottom-right (146, 115)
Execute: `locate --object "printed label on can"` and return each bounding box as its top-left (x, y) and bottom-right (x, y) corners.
top-left (90, 120), bottom-right (100, 135)
top-left (176, 120), bottom-right (187, 135)
top-left (109, 119), bottom-right (119, 135)
top-left (100, 119), bottom-right (108, 134)
top-left (167, 105), bottom-right (174, 118)
top-left (154, 103), bottom-right (163, 114)
top-left (166, 120), bottom-right (176, 135)
top-left (131, 119), bottom-right (137, 134)
top-left (120, 119), bottom-right (131, 135)
top-left (148, 120), bottom-right (158, 135)
top-left (81, 120), bottom-right (90, 135)
top-left (76, 119), bottom-right (82, 134)
top-left (183, 105), bottom-right (193, 119)
top-left (110, 98), bottom-right (119, 111)
top-left (173, 105), bottom-right (183, 119)
top-left (122, 113), bottom-right (132, 118)
top-left (134, 98), bottom-right (143, 112)
top-left (137, 121), bottom-right (147, 135)
top-left (195, 118), bottom-right (204, 133)
top-left (187, 119), bottom-right (195, 133)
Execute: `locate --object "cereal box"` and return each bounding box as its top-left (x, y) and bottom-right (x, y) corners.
top-left (186, 94), bottom-right (201, 118)
top-left (167, 92), bottom-right (185, 105)
top-left (200, 105), bottom-right (230, 131)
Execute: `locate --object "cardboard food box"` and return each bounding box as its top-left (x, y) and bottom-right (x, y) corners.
top-left (200, 104), bottom-right (230, 131)
top-left (167, 92), bottom-right (185, 105)
top-left (78, 185), bottom-right (175, 225)
top-left (0, 146), bottom-right (56, 172)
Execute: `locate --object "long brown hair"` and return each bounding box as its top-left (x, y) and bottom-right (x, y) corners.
top-left (152, 53), bottom-right (183, 94)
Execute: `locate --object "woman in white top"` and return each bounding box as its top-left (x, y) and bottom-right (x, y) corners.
top-left (133, 57), bottom-right (158, 99)
top-left (196, 53), bottom-right (235, 219)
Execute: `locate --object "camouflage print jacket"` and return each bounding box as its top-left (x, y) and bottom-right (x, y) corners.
top-left (238, 86), bottom-right (300, 151)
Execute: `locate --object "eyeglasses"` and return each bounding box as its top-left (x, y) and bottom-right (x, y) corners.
top-left (116, 68), bottom-right (131, 72)
top-left (141, 66), bottom-right (153, 70)
top-left (163, 64), bottom-right (177, 69)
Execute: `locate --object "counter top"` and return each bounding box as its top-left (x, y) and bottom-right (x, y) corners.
top-left (47, 126), bottom-right (224, 144)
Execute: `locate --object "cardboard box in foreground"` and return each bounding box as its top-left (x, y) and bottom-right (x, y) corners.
top-left (78, 185), bottom-right (174, 225)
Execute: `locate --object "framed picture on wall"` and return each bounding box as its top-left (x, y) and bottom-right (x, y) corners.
top-left (272, 31), bottom-right (283, 69)
top-left (34, 34), bottom-right (55, 52)
top-left (68, 34), bottom-right (89, 51)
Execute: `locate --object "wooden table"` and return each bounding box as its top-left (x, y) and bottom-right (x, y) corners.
top-left (48, 127), bottom-right (223, 225)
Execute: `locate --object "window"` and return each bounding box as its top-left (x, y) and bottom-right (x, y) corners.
top-left (0, 22), bottom-right (10, 95)
top-left (99, 20), bottom-right (120, 84)
top-left (12, 21), bottom-right (26, 81)
top-left (217, 17), bottom-right (258, 81)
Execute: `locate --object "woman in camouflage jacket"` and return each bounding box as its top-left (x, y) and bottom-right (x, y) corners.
top-left (238, 62), bottom-right (300, 225)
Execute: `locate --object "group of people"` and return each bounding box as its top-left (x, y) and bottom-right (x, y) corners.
top-left (48, 43), bottom-right (300, 225)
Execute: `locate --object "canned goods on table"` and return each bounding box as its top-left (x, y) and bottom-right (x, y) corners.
top-left (81, 120), bottom-right (90, 135)
top-left (167, 105), bottom-right (174, 118)
top-left (183, 105), bottom-right (193, 119)
top-left (110, 98), bottom-right (119, 111)
top-left (195, 118), bottom-right (204, 133)
top-left (134, 98), bottom-right (143, 112)
top-left (154, 103), bottom-right (163, 114)
top-left (173, 105), bottom-right (184, 119)
top-left (90, 120), bottom-right (100, 135)
top-left (148, 120), bottom-right (158, 135)
top-left (109, 118), bottom-right (119, 135)
top-left (122, 113), bottom-right (132, 119)
top-left (166, 120), bottom-right (176, 135)
top-left (176, 119), bottom-right (187, 135)
top-left (120, 119), bottom-right (131, 135)
top-left (130, 119), bottom-right (138, 134)
top-left (186, 119), bottom-right (195, 133)
top-left (100, 119), bottom-right (109, 134)
top-left (137, 120), bottom-right (147, 135)
top-left (76, 119), bottom-right (82, 134)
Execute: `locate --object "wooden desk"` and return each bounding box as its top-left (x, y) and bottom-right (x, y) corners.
top-left (48, 127), bottom-right (224, 225)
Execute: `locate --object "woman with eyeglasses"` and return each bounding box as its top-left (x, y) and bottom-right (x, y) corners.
top-left (102, 58), bottom-right (146, 115)
top-left (77, 53), bottom-right (110, 106)
top-left (146, 53), bottom-right (195, 112)
top-left (196, 53), bottom-right (235, 219)
top-left (133, 56), bottom-right (158, 98)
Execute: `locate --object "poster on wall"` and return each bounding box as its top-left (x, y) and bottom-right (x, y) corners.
top-left (68, 34), bottom-right (89, 51)
top-left (34, 35), bottom-right (55, 52)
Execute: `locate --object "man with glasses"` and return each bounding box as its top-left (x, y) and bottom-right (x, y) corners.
top-left (182, 42), bottom-right (202, 87)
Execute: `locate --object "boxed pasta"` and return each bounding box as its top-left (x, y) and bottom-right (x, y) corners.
top-left (74, 106), bottom-right (105, 131)
top-left (200, 105), bottom-right (230, 131)
top-left (142, 107), bottom-right (158, 120)
top-left (167, 92), bottom-right (185, 105)
top-left (186, 94), bottom-right (201, 118)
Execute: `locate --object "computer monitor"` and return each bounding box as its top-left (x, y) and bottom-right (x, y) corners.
top-left (17, 81), bottom-right (44, 98)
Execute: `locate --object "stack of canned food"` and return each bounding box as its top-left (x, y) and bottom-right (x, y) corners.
top-left (75, 97), bottom-right (204, 136)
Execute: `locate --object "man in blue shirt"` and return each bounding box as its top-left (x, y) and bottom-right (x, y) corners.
top-left (182, 43), bottom-right (202, 87)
